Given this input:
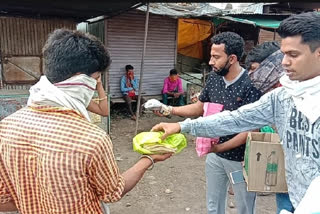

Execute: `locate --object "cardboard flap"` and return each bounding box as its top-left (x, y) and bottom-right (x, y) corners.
top-left (249, 132), bottom-right (280, 143)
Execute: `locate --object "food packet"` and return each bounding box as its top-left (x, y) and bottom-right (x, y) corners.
top-left (133, 131), bottom-right (187, 155)
top-left (143, 99), bottom-right (172, 116)
top-left (143, 99), bottom-right (163, 111)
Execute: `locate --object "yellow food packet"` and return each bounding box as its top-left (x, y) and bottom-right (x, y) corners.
top-left (133, 131), bottom-right (187, 155)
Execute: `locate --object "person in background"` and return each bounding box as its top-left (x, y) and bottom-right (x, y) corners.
top-left (0, 29), bottom-right (172, 214)
top-left (246, 41), bottom-right (280, 74)
top-left (162, 69), bottom-right (185, 106)
top-left (154, 31), bottom-right (262, 214)
top-left (120, 64), bottom-right (145, 120)
top-left (152, 11), bottom-right (320, 213)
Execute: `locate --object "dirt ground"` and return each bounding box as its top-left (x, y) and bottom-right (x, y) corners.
top-left (107, 104), bottom-right (277, 214)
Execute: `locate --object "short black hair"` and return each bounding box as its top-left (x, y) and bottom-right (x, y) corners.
top-left (277, 12), bottom-right (320, 52)
top-left (245, 41), bottom-right (280, 69)
top-left (211, 31), bottom-right (245, 62)
top-left (125, 64), bottom-right (134, 72)
top-left (169, 69), bottom-right (178, 75)
top-left (43, 28), bottom-right (111, 83)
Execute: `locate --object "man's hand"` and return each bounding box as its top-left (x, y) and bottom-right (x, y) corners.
top-left (128, 72), bottom-right (134, 80)
top-left (153, 110), bottom-right (165, 117)
top-left (0, 200), bottom-right (18, 212)
top-left (150, 153), bottom-right (173, 163)
top-left (151, 122), bottom-right (181, 140)
top-left (173, 93), bottom-right (180, 98)
top-left (95, 75), bottom-right (102, 89)
top-left (210, 144), bottom-right (223, 153)
top-left (152, 104), bottom-right (173, 117)
top-left (96, 75), bottom-right (102, 83)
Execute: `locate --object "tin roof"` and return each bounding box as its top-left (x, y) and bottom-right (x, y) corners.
top-left (137, 3), bottom-right (222, 18)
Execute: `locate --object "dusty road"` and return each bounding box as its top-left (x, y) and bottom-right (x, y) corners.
top-left (108, 109), bottom-right (277, 214)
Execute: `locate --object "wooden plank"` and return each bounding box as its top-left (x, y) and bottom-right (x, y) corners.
top-left (111, 94), bottom-right (163, 104)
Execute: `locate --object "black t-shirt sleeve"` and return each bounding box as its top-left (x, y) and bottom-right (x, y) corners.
top-left (243, 86), bottom-right (262, 105)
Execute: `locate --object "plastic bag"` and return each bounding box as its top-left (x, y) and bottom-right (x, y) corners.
top-left (260, 125), bottom-right (275, 133)
top-left (143, 99), bottom-right (172, 116)
top-left (195, 102), bottom-right (223, 157)
top-left (143, 99), bottom-right (163, 111)
top-left (133, 131), bottom-right (187, 155)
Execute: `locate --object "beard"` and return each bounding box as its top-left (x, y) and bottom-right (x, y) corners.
top-left (214, 58), bottom-right (231, 76)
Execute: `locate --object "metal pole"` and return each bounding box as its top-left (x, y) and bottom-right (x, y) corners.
top-left (202, 66), bottom-right (206, 87)
top-left (135, 3), bottom-right (150, 135)
top-left (0, 40), bottom-right (4, 88)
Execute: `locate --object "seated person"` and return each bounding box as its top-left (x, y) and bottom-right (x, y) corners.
top-left (162, 69), bottom-right (184, 106)
top-left (120, 64), bottom-right (145, 120)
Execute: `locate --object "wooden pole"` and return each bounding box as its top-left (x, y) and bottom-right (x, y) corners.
top-left (135, 2), bottom-right (150, 135)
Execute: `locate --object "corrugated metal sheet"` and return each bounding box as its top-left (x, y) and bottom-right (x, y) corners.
top-left (88, 21), bottom-right (109, 93)
top-left (258, 29), bottom-right (281, 44)
top-left (88, 21), bottom-right (105, 43)
top-left (0, 16), bottom-right (76, 89)
top-left (137, 3), bottom-right (222, 18)
top-left (223, 3), bottom-right (265, 15)
top-left (0, 17), bottom-right (76, 56)
top-left (106, 10), bottom-right (177, 98)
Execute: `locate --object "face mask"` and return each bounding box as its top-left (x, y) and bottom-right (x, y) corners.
top-left (127, 71), bottom-right (134, 78)
top-left (169, 75), bottom-right (178, 82)
top-left (215, 57), bottom-right (231, 76)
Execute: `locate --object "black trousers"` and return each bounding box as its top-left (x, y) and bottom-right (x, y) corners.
top-left (123, 95), bottom-right (146, 116)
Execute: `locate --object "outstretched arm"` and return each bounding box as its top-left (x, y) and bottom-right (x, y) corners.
top-left (121, 153), bottom-right (172, 196)
top-left (0, 201), bottom-right (18, 212)
top-left (154, 100), bottom-right (204, 118)
top-left (0, 179), bottom-right (17, 212)
top-left (89, 135), bottom-right (172, 203)
top-left (152, 90), bottom-right (277, 140)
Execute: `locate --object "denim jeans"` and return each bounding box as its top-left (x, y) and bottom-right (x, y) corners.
top-left (276, 193), bottom-right (294, 214)
top-left (206, 153), bottom-right (256, 214)
top-left (162, 93), bottom-right (185, 106)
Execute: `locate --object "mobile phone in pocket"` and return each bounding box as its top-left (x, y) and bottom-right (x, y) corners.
top-left (230, 170), bottom-right (245, 185)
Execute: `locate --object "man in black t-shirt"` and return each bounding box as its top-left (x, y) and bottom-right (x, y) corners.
top-left (154, 32), bottom-right (261, 214)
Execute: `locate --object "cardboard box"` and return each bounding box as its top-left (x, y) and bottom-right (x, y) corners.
top-left (243, 132), bottom-right (288, 193)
